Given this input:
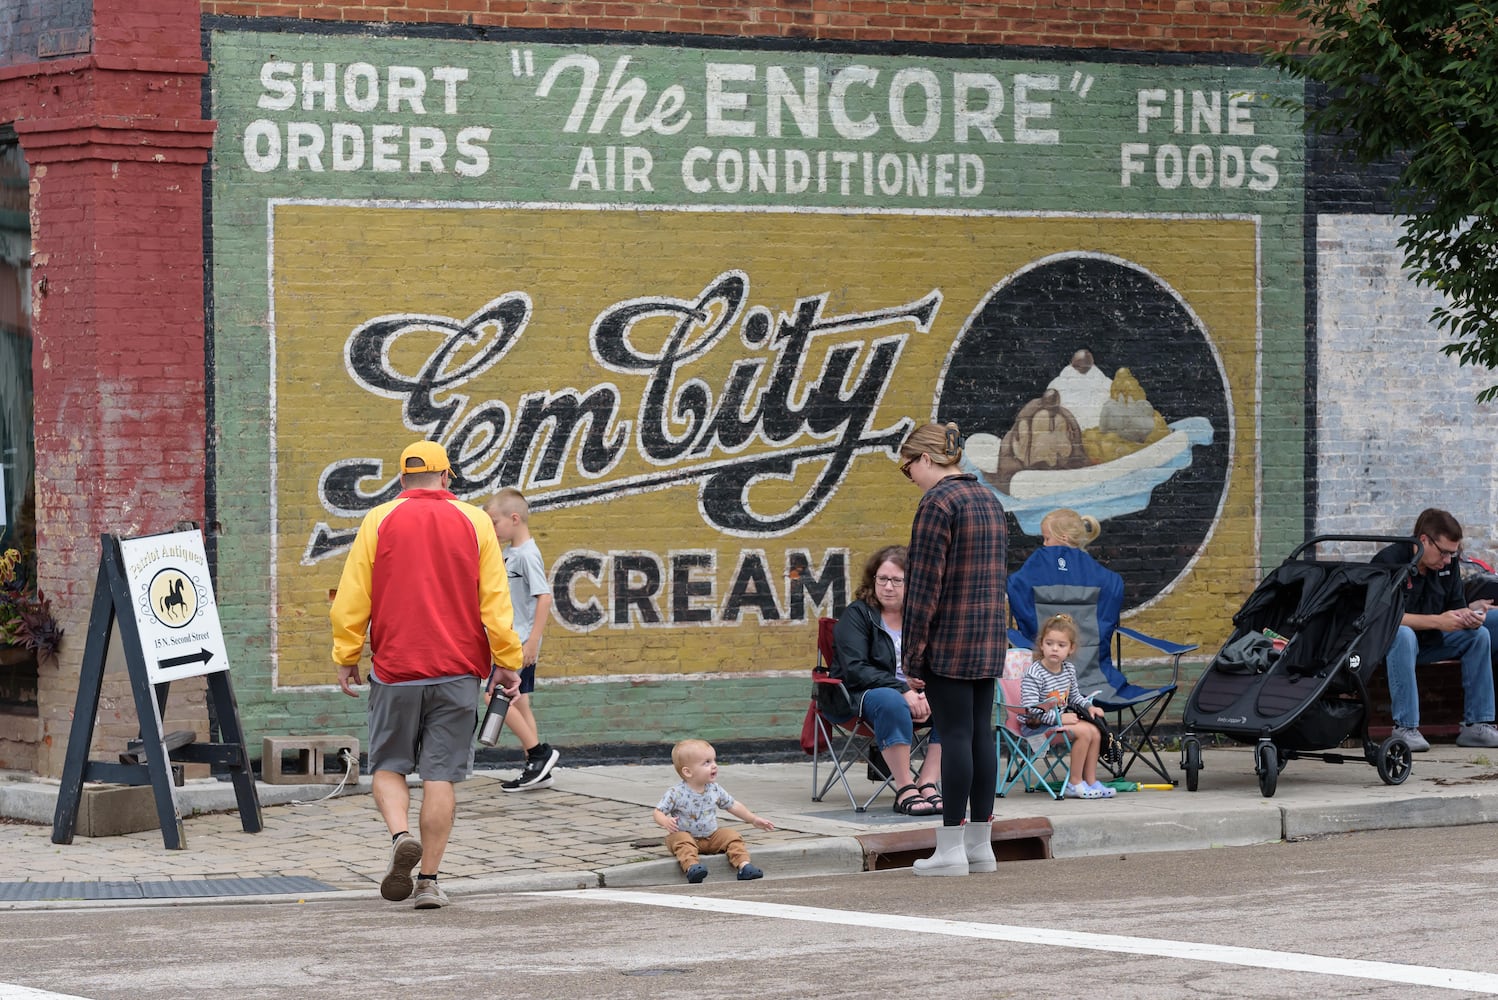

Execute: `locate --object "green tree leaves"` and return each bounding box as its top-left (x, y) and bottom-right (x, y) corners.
top-left (1270, 2), bottom-right (1498, 398)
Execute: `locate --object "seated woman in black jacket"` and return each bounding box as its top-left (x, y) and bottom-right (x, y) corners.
top-left (828, 544), bottom-right (943, 815)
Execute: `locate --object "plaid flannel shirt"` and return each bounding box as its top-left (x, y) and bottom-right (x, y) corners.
top-left (902, 474), bottom-right (1008, 681)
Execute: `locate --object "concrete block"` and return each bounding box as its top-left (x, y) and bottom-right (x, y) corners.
top-left (76, 784), bottom-right (163, 838)
top-left (262, 736), bottom-right (360, 784)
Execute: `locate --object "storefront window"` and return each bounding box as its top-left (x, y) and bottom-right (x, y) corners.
top-left (0, 130), bottom-right (37, 707)
top-left (0, 132), bottom-right (32, 579)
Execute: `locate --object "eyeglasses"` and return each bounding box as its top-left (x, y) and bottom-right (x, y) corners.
top-left (1431, 540), bottom-right (1461, 559)
top-left (875, 575), bottom-right (905, 587)
top-left (899, 455), bottom-right (918, 480)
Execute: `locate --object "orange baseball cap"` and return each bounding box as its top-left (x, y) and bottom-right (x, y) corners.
top-left (399, 440), bottom-right (451, 474)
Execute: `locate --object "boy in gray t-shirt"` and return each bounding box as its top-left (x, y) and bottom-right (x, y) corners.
top-left (484, 489), bottom-right (559, 791)
top-left (653, 738), bottom-right (775, 883)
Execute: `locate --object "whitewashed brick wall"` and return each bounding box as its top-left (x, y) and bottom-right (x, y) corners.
top-left (1316, 214), bottom-right (1498, 560)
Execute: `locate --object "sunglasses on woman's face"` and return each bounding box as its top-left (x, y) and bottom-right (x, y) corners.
top-left (899, 455), bottom-right (918, 480)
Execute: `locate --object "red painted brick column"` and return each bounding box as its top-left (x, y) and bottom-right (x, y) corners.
top-left (0, 0), bottom-right (213, 775)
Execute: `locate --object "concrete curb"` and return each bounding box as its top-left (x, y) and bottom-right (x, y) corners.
top-left (181, 777), bottom-right (373, 812)
top-left (0, 890), bottom-right (370, 912)
top-left (596, 837), bottom-right (867, 887)
top-left (1049, 803), bottom-right (1285, 857)
top-left (0, 776), bottom-right (372, 825)
top-left (451, 869), bottom-right (603, 893)
top-left (1281, 792), bottom-right (1498, 840)
top-left (0, 781), bottom-right (62, 824)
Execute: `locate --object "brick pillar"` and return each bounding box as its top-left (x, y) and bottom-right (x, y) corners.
top-left (2, 0), bottom-right (214, 776)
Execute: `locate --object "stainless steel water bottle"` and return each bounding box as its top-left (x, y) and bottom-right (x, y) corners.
top-left (478, 689), bottom-right (511, 747)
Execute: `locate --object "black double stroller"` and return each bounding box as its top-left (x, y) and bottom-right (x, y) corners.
top-left (1181, 535), bottom-right (1419, 797)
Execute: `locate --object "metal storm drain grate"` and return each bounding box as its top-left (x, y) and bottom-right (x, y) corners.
top-left (0, 876), bottom-right (337, 901)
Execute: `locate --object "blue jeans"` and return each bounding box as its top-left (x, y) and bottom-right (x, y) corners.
top-left (851, 687), bottom-right (941, 750)
top-left (1385, 625), bottom-right (1494, 728)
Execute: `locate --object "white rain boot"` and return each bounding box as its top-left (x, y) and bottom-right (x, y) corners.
top-left (963, 818), bottom-right (997, 873)
top-left (913, 825), bottom-right (969, 877)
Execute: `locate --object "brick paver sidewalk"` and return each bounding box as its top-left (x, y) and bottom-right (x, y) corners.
top-left (0, 775), bottom-right (819, 892)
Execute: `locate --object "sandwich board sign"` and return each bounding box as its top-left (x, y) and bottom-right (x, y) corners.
top-left (118, 530), bottom-right (230, 684)
top-left (52, 527), bottom-right (261, 849)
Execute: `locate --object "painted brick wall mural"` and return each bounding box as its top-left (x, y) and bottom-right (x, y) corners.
top-left (206, 24), bottom-right (1307, 746)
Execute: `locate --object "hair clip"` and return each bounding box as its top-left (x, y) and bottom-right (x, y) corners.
top-left (943, 425), bottom-right (960, 455)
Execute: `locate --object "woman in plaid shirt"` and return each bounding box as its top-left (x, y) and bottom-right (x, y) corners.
top-left (899, 421), bottom-right (1008, 877)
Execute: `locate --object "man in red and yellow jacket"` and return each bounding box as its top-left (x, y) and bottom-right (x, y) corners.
top-left (332, 440), bottom-right (522, 910)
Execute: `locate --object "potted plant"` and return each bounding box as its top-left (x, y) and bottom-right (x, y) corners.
top-left (0, 547), bottom-right (62, 660)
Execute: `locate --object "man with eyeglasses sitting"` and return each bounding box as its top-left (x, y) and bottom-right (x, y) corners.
top-left (1372, 508), bottom-right (1498, 751)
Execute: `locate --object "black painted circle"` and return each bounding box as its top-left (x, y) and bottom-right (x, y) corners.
top-left (937, 255), bottom-right (1231, 610)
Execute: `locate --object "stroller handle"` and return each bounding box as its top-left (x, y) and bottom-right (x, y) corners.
top-left (1289, 534), bottom-right (1422, 570)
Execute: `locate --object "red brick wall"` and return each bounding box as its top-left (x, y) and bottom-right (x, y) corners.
top-left (95, 0), bottom-right (207, 60)
top-left (1, 0), bottom-right (215, 775)
top-left (199, 0), bottom-right (1305, 52)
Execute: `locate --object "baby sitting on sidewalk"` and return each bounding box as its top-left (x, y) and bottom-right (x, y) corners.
top-left (652, 738), bottom-right (776, 883)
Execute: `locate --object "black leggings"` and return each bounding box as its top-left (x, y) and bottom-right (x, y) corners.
top-left (923, 673), bottom-right (997, 827)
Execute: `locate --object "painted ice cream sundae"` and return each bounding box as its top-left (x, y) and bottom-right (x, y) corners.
top-left (963, 350), bottom-right (1214, 535)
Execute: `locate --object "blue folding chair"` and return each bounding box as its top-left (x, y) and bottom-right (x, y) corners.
top-left (1009, 545), bottom-right (1198, 784)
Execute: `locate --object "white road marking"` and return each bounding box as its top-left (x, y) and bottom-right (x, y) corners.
top-left (0, 986), bottom-right (95, 1000)
top-left (544, 889), bottom-right (1498, 994)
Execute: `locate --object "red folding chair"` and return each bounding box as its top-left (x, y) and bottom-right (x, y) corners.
top-left (807, 617), bottom-right (930, 812)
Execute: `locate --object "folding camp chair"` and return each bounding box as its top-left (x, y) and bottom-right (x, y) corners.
top-left (996, 676), bottom-right (1071, 799)
top-left (807, 616), bottom-right (930, 812)
top-left (1008, 545), bottom-right (1198, 784)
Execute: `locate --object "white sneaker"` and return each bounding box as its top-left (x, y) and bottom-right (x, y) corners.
top-left (1457, 722), bottom-right (1498, 748)
top-left (412, 879), bottom-right (450, 909)
top-left (1391, 726), bottom-right (1430, 752)
top-left (379, 832), bottom-right (423, 901)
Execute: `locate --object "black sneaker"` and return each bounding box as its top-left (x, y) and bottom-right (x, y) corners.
top-left (501, 746), bottom-right (561, 792)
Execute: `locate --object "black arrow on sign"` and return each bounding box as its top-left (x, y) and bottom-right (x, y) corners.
top-left (158, 648), bottom-right (213, 670)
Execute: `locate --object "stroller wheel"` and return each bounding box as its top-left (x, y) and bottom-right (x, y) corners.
top-left (1255, 741), bottom-right (1279, 798)
top-left (1181, 736), bottom-right (1202, 792)
top-left (1376, 737), bottom-right (1413, 785)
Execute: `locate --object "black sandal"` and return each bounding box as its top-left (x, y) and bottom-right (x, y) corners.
top-left (893, 783), bottom-right (938, 816)
top-left (917, 782), bottom-right (943, 810)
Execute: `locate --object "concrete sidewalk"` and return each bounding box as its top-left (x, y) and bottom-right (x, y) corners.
top-left (3, 743), bottom-right (1498, 906)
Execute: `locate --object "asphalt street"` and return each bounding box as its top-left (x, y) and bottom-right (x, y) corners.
top-left (4, 823), bottom-right (1498, 1000)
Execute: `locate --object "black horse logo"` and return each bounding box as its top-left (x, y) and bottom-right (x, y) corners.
top-left (160, 578), bottom-right (188, 620)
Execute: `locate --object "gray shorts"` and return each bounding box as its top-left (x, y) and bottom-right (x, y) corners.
top-left (367, 675), bottom-right (480, 782)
